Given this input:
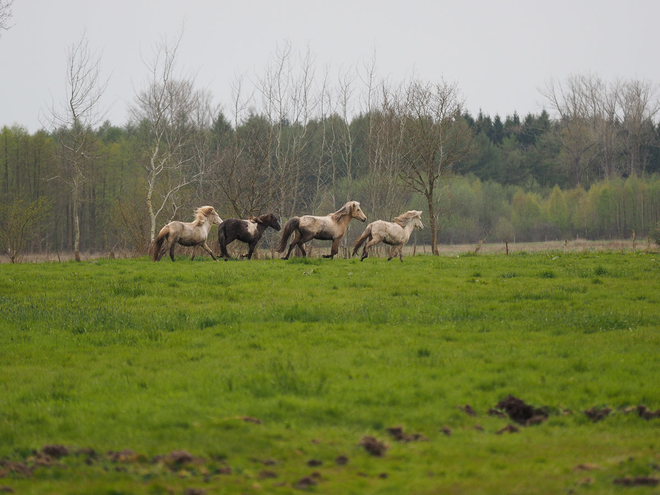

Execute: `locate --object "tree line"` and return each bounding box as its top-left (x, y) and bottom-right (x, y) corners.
top-left (1, 35), bottom-right (660, 261)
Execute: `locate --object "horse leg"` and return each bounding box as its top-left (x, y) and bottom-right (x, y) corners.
top-left (166, 234), bottom-right (180, 261)
top-left (323, 239), bottom-right (341, 259)
top-left (190, 247), bottom-right (196, 261)
top-left (245, 241), bottom-right (257, 260)
top-left (284, 232), bottom-right (306, 259)
top-left (201, 242), bottom-right (218, 261)
top-left (361, 236), bottom-right (380, 261)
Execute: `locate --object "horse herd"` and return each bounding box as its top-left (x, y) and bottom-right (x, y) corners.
top-left (151, 201), bottom-right (424, 263)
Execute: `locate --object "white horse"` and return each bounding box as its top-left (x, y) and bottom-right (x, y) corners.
top-left (353, 210), bottom-right (424, 261)
top-left (152, 206), bottom-right (222, 261)
top-left (277, 201), bottom-right (367, 259)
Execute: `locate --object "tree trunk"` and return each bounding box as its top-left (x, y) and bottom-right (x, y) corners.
top-left (73, 186), bottom-right (81, 262)
top-left (427, 193), bottom-right (438, 256)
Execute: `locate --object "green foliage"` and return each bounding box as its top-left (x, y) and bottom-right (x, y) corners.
top-left (652, 221), bottom-right (660, 247)
top-left (1, 254), bottom-right (659, 492)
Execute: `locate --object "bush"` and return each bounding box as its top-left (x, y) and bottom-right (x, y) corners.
top-left (652, 221), bottom-right (660, 248)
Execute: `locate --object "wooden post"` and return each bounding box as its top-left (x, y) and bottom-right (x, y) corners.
top-left (505, 240), bottom-right (509, 256)
top-left (632, 230), bottom-right (636, 254)
top-left (564, 239), bottom-right (568, 254)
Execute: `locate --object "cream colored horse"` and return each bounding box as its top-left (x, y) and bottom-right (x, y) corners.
top-left (353, 210), bottom-right (424, 261)
top-left (277, 201), bottom-right (367, 259)
top-left (152, 206), bottom-right (222, 261)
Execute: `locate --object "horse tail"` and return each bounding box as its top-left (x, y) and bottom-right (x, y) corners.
top-left (152, 225), bottom-right (170, 261)
top-left (352, 223), bottom-right (372, 256)
top-left (276, 217), bottom-right (300, 253)
top-left (217, 221), bottom-right (226, 245)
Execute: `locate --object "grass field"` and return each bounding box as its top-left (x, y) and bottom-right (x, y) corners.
top-left (1, 251), bottom-right (660, 494)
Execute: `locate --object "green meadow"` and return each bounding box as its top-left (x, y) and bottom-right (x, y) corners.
top-left (1, 252), bottom-right (660, 494)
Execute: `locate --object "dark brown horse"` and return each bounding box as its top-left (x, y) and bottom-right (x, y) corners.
top-left (217, 213), bottom-right (281, 260)
top-left (276, 201), bottom-right (367, 259)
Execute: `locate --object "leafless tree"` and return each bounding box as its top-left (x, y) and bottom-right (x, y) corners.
top-left (619, 79), bottom-right (660, 175)
top-left (397, 79), bottom-right (473, 255)
top-left (44, 32), bottom-right (108, 261)
top-left (131, 30), bottom-right (210, 242)
top-left (213, 73), bottom-right (276, 218)
top-left (0, 0), bottom-right (14, 37)
top-left (257, 41), bottom-right (317, 217)
top-left (541, 75), bottom-right (601, 186)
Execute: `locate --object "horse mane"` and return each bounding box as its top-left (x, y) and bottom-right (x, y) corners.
top-left (394, 210), bottom-right (421, 227)
top-left (193, 206), bottom-right (215, 225)
top-left (252, 213), bottom-right (269, 224)
top-left (330, 201), bottom-right (357, 222)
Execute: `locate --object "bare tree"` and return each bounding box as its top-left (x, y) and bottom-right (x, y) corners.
top-left (131, 30), bottom-right (210, 242)
top-left (44, 33), bottom-right (108, 261)
top-left (257, 41), bottom-right (317, 217)
top-left (213, 73), bottom-right (277, 218)
top-left (397, 79), bottom-right (473, 255)
top-left (0, 0), bottom-right (13, 37)
top-left (0, 195), bottom-right (50, 263)
top-left (620, 79), bottom-right (660, 175)
top-left (541, 75), bottom-right (600, 186)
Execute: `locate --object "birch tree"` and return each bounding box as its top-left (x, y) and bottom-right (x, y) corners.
top-left (131, 31), bottom-right (209, 242)
top-left (45, 33), bottom-right (108, 261)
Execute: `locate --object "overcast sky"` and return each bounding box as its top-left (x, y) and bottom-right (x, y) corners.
top-left (1, 0), bottom-right (659, 132)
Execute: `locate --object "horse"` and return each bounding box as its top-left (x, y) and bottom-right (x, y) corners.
top-left (352, 210), bottom-right (424, 262)
top-left (152, 206), bottom-right (222, 262)
top-left (217, 213), bottom-right (281, 260)
top-left (277, 201), bottom-right (367, 259)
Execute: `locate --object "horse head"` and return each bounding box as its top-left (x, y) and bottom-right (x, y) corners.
top-left (254, 213), bottom-right (281, 231)
top-left (195, 206), bottom-right (222, 226)
top-left (348, 201), bottom-right (367, 222)
top-left (413, 210), bottom-right (424, 229)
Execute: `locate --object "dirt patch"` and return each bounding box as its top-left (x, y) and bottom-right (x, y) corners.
top-left (359, 436), bottom-right (388, 457)
top-left (613, 476), bottom-right (659, 487)
top-left (106, 449), bottom-right (139, 463)
top-left (295, 476), bottom-right (317, 489)
top-left (439, 426), bottom-right (452, 436)
top-left (41, 445), bottom-right (69, 459)
top-left (458, 405), bottom-right (477, 417)
top-left (495, 395), bottom-right (548, 425)
top-left (306, 459), bottom-right (322, 467)
top-left (636, 406), bottom-right (660, 420)
top-left (0, 487), bottom-right (15, 493)
top-left (335, 455), bottom-right (349, 465)
top-left (584, 406), bottom-right (611, 422)
top-left (258, 470), bottom-right (278, 479)
top-left (239, 416), bottom-right (262, 424)
top-left (183, 489), bottom-right (206, 495)
top-left (575, 464), bottom-right (601, 471)
top-left (487, 408), bottom-right (507, 419)
top-left (0, 460), bottom-right (32, 477)
top-left (386, 426), bottom-right (428, 442)
top-left (497, 424), bottom-right (519, 434)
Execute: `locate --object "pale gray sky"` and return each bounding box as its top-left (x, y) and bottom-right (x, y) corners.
top-left (1, 0), bottom-right (658, 132)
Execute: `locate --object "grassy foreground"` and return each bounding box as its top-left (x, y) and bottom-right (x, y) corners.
top-left (1, 251), bottom-right (659, 494)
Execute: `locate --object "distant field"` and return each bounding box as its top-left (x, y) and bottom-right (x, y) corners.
top-left (3, 237), bottom-right (654, 263)
top-left (1, 252), bottom-right (659, 494)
